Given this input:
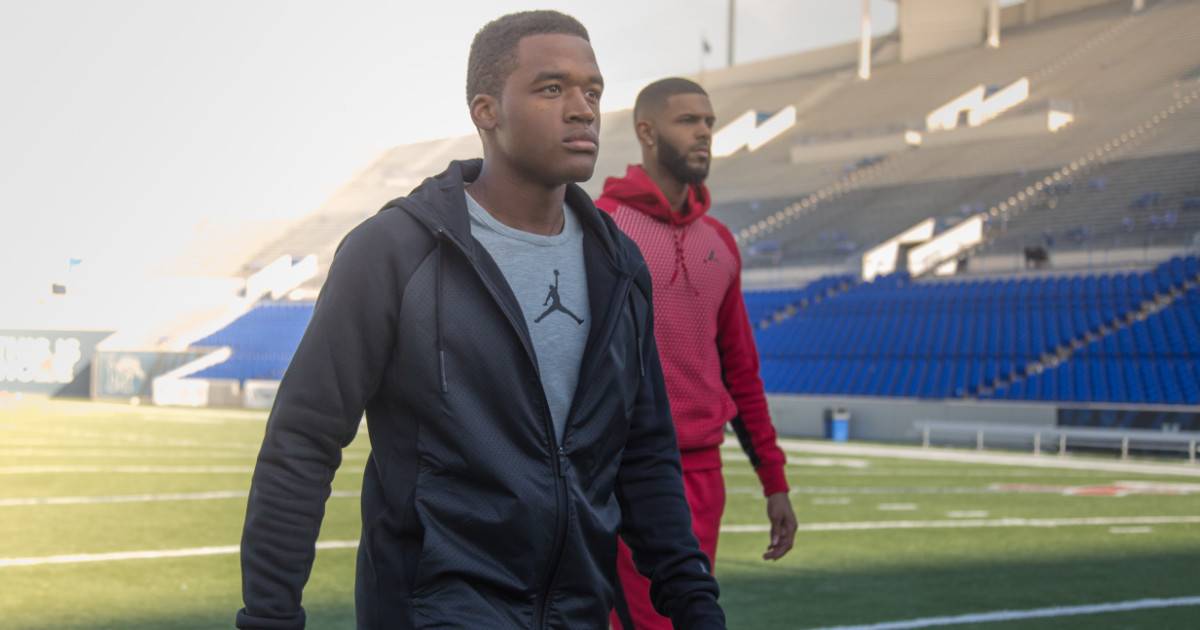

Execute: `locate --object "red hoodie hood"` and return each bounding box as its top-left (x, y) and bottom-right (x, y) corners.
top-left (597, 164), bottom-right (711, 226)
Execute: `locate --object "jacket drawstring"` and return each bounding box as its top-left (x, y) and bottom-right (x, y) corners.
top-left (435, 230), bottom-right (448, 394)
top-left (629, 290), bottom-right (645, 377)
top-left (668, 226), bottom-right (700, 296)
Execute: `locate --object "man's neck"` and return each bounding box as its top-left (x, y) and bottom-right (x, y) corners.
top-left (642, 160), bottom-right (688, 212)
top-left (467, 158), bottom-right (567, 236)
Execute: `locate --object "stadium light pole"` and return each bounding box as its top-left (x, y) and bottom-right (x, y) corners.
top-left (987, 0), bottom-right (1001, 48)
top-left (858, 0), bottom-right (871, 80)
top-left (727, 0), bottom-right (736, 67)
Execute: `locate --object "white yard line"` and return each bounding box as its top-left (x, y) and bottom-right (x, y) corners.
top-left (0, 540), bottom-right (359, 568)
top-left (0, 464), bottom-right (368, 475)
top-left (724, 469), bottom-right (1148, 478)
top-left (728, 486), bottom-right (999, 495)
top-left (720, 515), bottom-right (1200, 534)
top-left (770, 439), bottom-right (1200, 477)
top-left (812, 498), bottom-right (853, 506)
top-left (0, 465), bottom-right (257, 474)
top-left (0, 490), bottom-right (359, 507)
top-left (0, 447), bottom-right (368, 461)
top-left (809, 595), bottom-right (1200, 629)
top-left (17, 426), bottom-right (262, 450)
top-left (1108, 526), bottom-right (1154, 535)
top-left (0, 448), bottom-right (258, 459)
top-left (9, 515), bottom-right (1196, 568)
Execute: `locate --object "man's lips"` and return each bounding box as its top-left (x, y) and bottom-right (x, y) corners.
top-left (563, 131), bottom-right (599, 153)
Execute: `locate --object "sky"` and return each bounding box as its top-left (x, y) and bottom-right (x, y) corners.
top-left (1, 0), bottom-right (907, 287)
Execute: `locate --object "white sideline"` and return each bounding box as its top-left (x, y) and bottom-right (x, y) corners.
top-left (0, 489), bottom-right (359, 507)
top-left (5, 515), bottom-right (1198, 568)
top-left (0, 540), bottom-right (359, 568)
top-left (0, 465), bottom-right (366, 475)
top-left (809, 596), bottom-right (1200, 629)
top-left (0, 465), bottom-right (256, 474)
top-left (719, 515), bottom-right (1200, 533)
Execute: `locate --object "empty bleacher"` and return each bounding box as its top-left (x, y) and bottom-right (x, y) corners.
top-left (989, 257), bottom-right (1200, 404)
top-left (743, 274), bottom-right (856, 326)
top-left (218, 1), bottom-right (1200, 289)
top-left (190, 301), bottom-right (314, 382)
top-left (719, 0), bottom-right (1200, 269)
top-left (756, 255), bottom-right (1200, 404)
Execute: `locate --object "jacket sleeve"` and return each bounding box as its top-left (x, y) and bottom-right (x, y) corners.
top-left (712, 221), bottom-right (789, 497)
top-left (616, 265), bottom-right (726, 629)
top-left (237, 217), bottom-right (402, 629)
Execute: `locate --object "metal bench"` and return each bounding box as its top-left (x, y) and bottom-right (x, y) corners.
top-left (914, 420), bottom-right (1200, 463)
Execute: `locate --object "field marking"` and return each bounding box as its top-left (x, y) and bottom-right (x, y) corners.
top-left (0, 464), bottom-right (367, 475)
top-left (1108, 526), bottom-right (1153, 535)
top-left (1116, 481), bottom-right (1200, 493)
top-left (946, 510), bottom-right (989, 519)
top-left (756, 471), bottom-right (1147, 478)
top-left (0, 540), bottom-right (359, 568)
top-left (788, 457), bottom-right (871, 469)
top-left (6, 515), bottom-right (1199, 568)
top-left (771, 440), bottom-right (1200, 478)
top-left (0, 448), bottom-right (258, 460)
top-left (15, 426), bottom-right (265, 450)
top-left (0, 489), bottom-right (359, 507)
top-left (876, 503), bottom-right (918, 511)
top-left (729, 486), bottom-right (1000, 496)
top-left (0, 447), bottom-right (369, 462)
top-left (720, 515), bottom-right (1200, 534)
top-left (0, 465), bottom-right (256, 474)
top-left (809, 595), bottom-right (1200, 629)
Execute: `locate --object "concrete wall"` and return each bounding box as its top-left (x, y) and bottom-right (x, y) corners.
top-left (1000, 0), bottom-right (1123, 28)
top-left (900, 0), bottom-right (988, 62)
top-left (767, 394), bottom-right (1057, 443)
top-left (1021, 0), bottom-right (1121, 22)
top-left (0, 329), bottom-right (112, 396)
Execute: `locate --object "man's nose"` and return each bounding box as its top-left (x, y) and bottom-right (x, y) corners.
top-left (565, 89), bottom-right (596, 124)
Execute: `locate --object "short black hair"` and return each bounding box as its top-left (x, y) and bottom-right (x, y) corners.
top-left (634, 77), bottom-right (708, 121)
top-left (466, 10), bottom-right (590, 104)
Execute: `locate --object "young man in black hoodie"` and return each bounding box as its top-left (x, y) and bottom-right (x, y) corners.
top-left (236, 10), bottom-right (724, 630)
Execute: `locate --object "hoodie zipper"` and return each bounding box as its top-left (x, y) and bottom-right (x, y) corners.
top-left (535, 273), bottom-right (634, 629)
top-left (411, 201), bottom-right (634, 629)
top-left (427, 222), bottom-right (568, 629)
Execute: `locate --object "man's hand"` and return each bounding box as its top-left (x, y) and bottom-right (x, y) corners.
top-left (762, 492), bottom-right (796, 561)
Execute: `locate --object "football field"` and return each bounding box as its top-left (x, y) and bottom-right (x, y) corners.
top-left (2, 398), bottom-right (1198, 629)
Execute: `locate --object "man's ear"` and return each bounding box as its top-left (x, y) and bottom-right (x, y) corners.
top-left (635, 119), bottom-right (656, 149)
top-left (470, 94), bottom-right (500, 131)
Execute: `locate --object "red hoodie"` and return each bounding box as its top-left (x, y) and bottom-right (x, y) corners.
top-left (597, 165), bottom-right (788, 497)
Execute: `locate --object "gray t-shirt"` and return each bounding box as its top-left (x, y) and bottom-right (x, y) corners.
top-left (465, 190), bottom-right (590, 445)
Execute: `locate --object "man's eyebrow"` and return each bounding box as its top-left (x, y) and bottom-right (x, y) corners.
top-left (530, 71), bottom-right (605, 88)
top-left (531, 71), bottom-right (568, 84)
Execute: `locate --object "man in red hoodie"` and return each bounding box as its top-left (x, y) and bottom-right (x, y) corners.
top-left (597, 77), bottom-right (797, 629)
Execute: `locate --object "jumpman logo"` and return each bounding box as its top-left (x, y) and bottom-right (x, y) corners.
top-left (534, 270), bottom-right (584, 325)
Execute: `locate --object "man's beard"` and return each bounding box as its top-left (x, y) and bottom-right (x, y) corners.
top-left (657, 138), bottom-right (709, 185)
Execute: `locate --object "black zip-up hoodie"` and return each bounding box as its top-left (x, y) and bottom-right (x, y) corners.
top-left (237, 159), bottom-right (725, 629)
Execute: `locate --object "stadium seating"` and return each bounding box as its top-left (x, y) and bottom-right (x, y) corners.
top-left (990, 257), bottom-right (1200, 404)
top-left (742, 274), bottom-right (856, 325)
top-left (190, 301), bottom-right (314, 381)
top-left (756, 255), bottom-right (1200, 404)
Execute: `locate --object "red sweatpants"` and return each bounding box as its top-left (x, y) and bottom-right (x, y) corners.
top-left (610, 453), bottom-right (725, 630)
